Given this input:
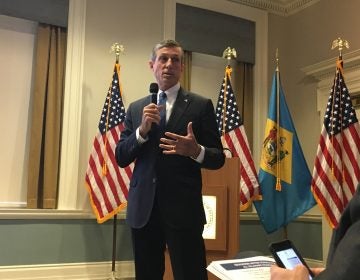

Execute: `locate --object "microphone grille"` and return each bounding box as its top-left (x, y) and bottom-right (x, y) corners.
top-left (149, 83), bottom-right (158, 94)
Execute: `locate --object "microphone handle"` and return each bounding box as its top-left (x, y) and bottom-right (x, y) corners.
top-left (151, 92), bottom-right (157, 104)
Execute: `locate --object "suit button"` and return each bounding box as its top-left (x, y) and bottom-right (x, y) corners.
top-left (152, 177), bottom-right (156, 183)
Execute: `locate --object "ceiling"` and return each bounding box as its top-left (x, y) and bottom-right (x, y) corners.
top-left (228, 0), bottom-right (320, 16)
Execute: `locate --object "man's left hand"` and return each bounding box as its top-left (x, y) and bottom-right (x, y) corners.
top-left (159, 122), bottom-right (201, 158)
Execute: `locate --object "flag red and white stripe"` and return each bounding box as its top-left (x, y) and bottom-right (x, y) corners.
top-left (215, 66), bottom-right (261, 210)
top-left (311, 59), bottom-right (360, 228)
top-left (85, 63), bottom-right (133, 223)
top-left (223, 125), bottom-right (261, 210)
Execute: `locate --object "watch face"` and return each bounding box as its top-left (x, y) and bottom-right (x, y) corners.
top-left (202, 195), bottom-right (217, 240)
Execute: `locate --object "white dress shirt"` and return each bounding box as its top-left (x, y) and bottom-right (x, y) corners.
top-left (136, 83), bottom-right (204, 163)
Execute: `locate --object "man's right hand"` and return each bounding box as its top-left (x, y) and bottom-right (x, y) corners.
top-left (139, 103), bottom-right (161, 138)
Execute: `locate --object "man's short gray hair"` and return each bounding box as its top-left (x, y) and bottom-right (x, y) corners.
top-left (150, 39), bottom-right (184, 62)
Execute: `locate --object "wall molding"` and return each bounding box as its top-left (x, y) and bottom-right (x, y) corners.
top-left (57, 0), bottom-right (86, 210)
top-left (301, 49), bottom-right (360, 81)
top-left (240, 212), bottom-right (322, 223)
top-left (0, 208), bottom-right (126, 220)
top-left (227, 0), bottom-right (320, 16)
top-left (0, 259), bottom-right (322, 279)
top-left (305, 258), bottom-right (324, 268)
top-left (0, 261), bottom-right (134, 280)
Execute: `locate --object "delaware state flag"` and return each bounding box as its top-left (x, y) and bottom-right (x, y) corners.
top-left (254, 69), bottom-right (316, 233)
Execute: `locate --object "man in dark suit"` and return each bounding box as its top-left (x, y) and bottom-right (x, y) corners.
top-left (270, 185), bottom-right (360, 279)
top-left (115, 39), bottom-right (225, 280)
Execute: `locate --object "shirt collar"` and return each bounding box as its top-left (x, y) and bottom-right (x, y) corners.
top-left (158, 83), bottom-right (180, 102)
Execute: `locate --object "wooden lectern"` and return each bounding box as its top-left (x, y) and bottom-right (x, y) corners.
top-left (164, 158), bottom-right (240, 279)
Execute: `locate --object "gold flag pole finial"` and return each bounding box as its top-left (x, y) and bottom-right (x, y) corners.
top-left (331, 37), bottom-right (349, 58)
top-left (110, 42), bottom-right (125, 63)
top-left (275, 48), bottom-right (279, 72)
top-left (222, 47), bottom-right (237, 66)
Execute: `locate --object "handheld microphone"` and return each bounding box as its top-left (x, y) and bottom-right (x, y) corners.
top-left (149, 83), bottom-right (159, 133)
top-left (149, 83), bottom-right (158, 104)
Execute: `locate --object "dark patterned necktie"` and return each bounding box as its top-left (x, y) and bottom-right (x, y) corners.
top-left (158, 91), bottom-right (167, 136)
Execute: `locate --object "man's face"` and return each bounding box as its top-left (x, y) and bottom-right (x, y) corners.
top-left (149, 46), bottom-right (183, 91)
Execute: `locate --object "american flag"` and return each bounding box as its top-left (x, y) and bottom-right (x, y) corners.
top-left (85, 63), bottom-right (133, 223)
top-left (215, 66), bottom-right (261, 210)
top-left (311, 58), bottom-right (360, 228)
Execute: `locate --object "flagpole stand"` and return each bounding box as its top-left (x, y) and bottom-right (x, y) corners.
top-left (107, 271), bottom-right (121, 280)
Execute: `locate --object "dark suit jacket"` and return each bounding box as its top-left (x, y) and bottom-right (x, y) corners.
top-left (316, 186), bottom-right (360, 279)
top-left (116, 88), bottom-right (225, 229)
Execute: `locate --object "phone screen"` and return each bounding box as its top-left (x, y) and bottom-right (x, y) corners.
top-left (269, 240), bottom-right (314, 280)
top-left (274, 247), bottom-right (313, 280)
top-left (276, 248), bottom-right (305, 268)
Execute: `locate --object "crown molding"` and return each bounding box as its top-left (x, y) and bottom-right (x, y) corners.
top-left (301, 49), bottom-right (360, 81)
top-left (227, 0), bottom-right (320, 16)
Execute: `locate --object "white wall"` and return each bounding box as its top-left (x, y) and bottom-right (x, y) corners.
top-left (268, 0), bottom-right (360, 169)
top-left (0, 15), bottom-right (37, 207)
top-left (76, 0), bottom-right (268, 210)
top-left (191, 53), bottom-right (228, 107)
top-left (77, 0), bottom-right (166, 208)
top-left (268, 0), bottom-right (360, 261)
top-left (0, 0), bottom-right (268, 212)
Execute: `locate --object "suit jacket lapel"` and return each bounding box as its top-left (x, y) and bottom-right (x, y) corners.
top-left (166, 89), bottom-right (190, 131)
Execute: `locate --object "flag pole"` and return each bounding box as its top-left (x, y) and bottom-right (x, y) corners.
top-left (330, 38), bottom-right (349, 181)
top-left (221, 47), bottom-right (237, 146)
top-left (108, 215), bottom-right (120, 280)
top-left (276, 49), bottom-right (287, 239)
top-left (107, 42), bottom-right (125, 280)
top-left (221, 48), bottom-right (237, 128)
top-left (274, 49), bottom-right (287, 238)
top-left (275, 49), bottom-right (282, 191)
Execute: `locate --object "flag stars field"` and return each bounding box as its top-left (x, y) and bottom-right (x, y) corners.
top-left (311, 59), bottom-right (360, 228)
top-left (85, 62), bottom-right (133, 223)
top-left (215, 65), bottom-right (260, 211)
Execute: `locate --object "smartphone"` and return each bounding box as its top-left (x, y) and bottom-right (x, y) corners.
top-left (269, 239), bottom-right (314, 279)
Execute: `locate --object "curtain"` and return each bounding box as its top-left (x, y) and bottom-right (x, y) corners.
top-left (232, 62), bottom-right (254, 150)
top-left (180, 53), bottom-right (254, 149)
top-left (180, 50), bottom-right (192, 91)
top-left (27, 24), bottom-right (67, 209)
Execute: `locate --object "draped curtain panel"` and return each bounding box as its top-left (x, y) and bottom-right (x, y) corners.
top-left (180, 50), bottom-right (192, 91)
top-left (27, 23), bottom-right (67, 209)
top-left (233, 62), bottom-right (254, 150)
top-left (180, 53), bottom-right (254, 149)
